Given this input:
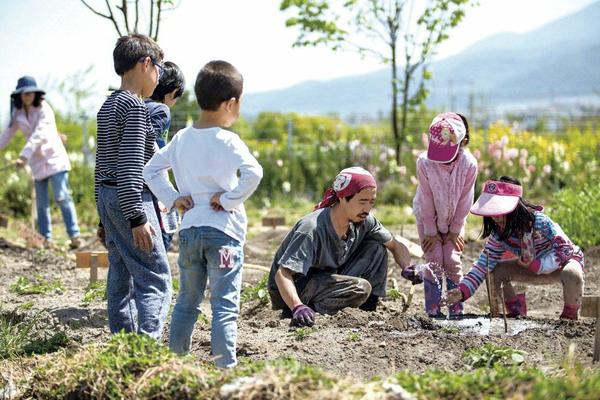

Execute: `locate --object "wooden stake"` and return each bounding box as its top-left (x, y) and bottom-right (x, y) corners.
top-left (484, 250), bottom-right (493, 322)
top-left (500, 282), bottom-right (508, 333)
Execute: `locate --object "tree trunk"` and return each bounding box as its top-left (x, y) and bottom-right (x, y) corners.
top-left (391, 44), bottom-right (400, 165)
top-left (399, 68), bottom-right (411, 165)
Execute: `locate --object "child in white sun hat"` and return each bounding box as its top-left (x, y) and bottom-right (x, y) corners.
top-left (412, 112), bottom-right (478, 317)
top-left (446, 176), bottom-right (585, 320)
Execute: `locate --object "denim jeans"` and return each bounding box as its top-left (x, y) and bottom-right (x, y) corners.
top-left (169, 226), bottom-right (243, 368)
top-left (34, 171), bottom-right (80, 239)
top-left (96, 185), bottom-right (172, 340)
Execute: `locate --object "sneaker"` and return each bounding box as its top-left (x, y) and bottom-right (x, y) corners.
top-left (69, 236), bottom-right (82, 250)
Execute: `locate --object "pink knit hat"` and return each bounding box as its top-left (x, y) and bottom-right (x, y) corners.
top-left (427, 112), bottom-right (467, 163)
top-left (470, 180), bottom-right (523, 216)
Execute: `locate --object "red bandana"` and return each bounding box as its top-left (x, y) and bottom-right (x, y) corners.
top-left (314, 167), bottom-right (377, 210)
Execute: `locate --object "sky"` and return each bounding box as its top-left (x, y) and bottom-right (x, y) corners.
top-left (0, 0), bottom-right (597, 122)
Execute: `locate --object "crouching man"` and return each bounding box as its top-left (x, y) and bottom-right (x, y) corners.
top-left (268, 167), bottom-right (417, 327)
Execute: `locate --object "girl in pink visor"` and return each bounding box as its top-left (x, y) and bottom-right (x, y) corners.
top-left (412, 112), bottom-right (477, 317)
top-left (446, 176), bottom-right (585, 320)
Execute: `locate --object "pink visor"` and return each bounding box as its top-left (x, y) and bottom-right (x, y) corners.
top-left (470, 180), bottom-right (523, 216)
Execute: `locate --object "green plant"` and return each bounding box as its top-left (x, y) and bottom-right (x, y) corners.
top-left (548, 180), bottom-right (600, 249)
top-left (10, 275), bottom-right (64, 295)
top-left (347, 332), bottom-right (361, 342)
top-left (240, 275), bottom-right (269, 305)
top-left (82, 280), bottom-right (107, 304)
top-left (0, 309), bottom-right (70, 359)
top-left (439, 326), bottom-right (460, 334)
top-left (172, 277), bottom-right (180, 292)
top-left (463, 344), bottom-right (525, 369)
top-left (291, 327), bottom-right (316, 341)
top-left (386, 288), bottom-right (408, 302)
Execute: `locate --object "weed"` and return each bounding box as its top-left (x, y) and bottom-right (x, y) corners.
top-left (16, 301), bottom-right (35, 311)
top-left (347, 332), bottom-right (361, 342)
top-left (439, 326), bottom-right (460, 334)
top-left (291, 327), bottom-right (316, 341)
top-left (386, 288), bottom-right (408, 302)
top-left (463, 344), bottom-right (525, 369)
top-left (172, 277), bottom-right (180, 292)
top-left (82, 280), bottom-right (107, 304)
top-left (10, 275), bottom-right (64, 295)
top-left (0, 309), bottom-right (70, 359)
top-left (240, 275), bottom-right (269, 305)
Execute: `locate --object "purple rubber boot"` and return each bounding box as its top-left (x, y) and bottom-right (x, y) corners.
top-left (447, 279), bottom-right (464, 317)
top-left (505, 293), bottom-right (527, 317)
top-left (424, 278), bottom-right (442, 317)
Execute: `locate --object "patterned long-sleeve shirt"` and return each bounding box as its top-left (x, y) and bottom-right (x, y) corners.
top-left (95, 90), bottom-right (156, 228)
top-left (459, 211), bottom-right (584, 300)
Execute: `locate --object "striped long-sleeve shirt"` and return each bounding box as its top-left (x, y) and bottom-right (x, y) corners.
top-left (458, 211), bottom-right (584, 300)
top-left (94, 90), bottom-right (156, 228)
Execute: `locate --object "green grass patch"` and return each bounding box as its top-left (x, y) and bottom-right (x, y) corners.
top-left (291, 327), bottom-right (316, 341)
top-left (10, 275), bottom-right (64, 295)
top-left (0, 309), bottom-right (70, 359)
top-left (82, 280), bottom-right (107, 304)
top-left (347, 332), bottom-right (361, 342)
top-left (21, 332), bottom-right (600, 399)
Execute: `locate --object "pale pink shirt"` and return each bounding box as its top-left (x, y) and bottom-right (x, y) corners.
top-left (0, 102), bottom-right (70, 180)
top-left (412, 149), bottom-right (478, 236)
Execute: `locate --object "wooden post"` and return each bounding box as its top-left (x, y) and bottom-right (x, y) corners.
top-left (76, 251), bottom-right (109, 284)
top-left (581, 295), bottom-right (600, 363)
top-left (90, 253), bottom-right (98, 284)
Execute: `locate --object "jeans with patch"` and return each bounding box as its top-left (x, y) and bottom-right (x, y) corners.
top-left (169, 226), bottom-right (243, 369)
top-left (96, 185), bottom-right (172, 340)
top-left (34, 171), bottom-right (80, 239)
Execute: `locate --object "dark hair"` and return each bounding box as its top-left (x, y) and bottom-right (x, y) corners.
top-left (194, 60), bottom-right (243, 111)
top-left (480, 176), bottom-right (541, 241)
top-left (11, 92), bottom-right (44, 109)
top-left (149, 61), bottom-right (185, 101)
top-left (457, 113), bottom-right (470, 146)
top-left (113, 34), bottom-right (164, 76)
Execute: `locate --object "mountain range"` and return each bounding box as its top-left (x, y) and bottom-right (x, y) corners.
top-left (244, 1), bottom-right (600, 117)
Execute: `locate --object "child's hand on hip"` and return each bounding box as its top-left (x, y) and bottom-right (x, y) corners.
top-left (422, 234), bottom-right (441, 252)
top-left (132, 223), bottom-right (156, 252)
top-left (174, 196), bottom-right (194, 212)
top-left (210, 192), bottom-right (225, 212)
top-left (445, 232), bottom-right (465, 251)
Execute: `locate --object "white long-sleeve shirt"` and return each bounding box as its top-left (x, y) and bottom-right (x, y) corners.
top-left (143, 126), bottom-right (263, 244)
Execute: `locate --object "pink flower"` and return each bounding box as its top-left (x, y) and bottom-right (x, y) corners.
top-left (504, 148), bottom-right (519, 160)
top-left (473, 149), bottom-right (481, 159)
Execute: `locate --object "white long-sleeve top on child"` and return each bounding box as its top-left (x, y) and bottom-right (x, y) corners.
top-left (412, 149), bottom-right (478, 236)
top-left (143, 126), bottom-right (263, 244)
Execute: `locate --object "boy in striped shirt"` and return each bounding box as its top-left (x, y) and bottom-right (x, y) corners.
top-left (94, 34), bottom-right (191, 339)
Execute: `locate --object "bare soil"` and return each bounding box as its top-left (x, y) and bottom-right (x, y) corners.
top-left (1, 224), bottom-right (599, 379)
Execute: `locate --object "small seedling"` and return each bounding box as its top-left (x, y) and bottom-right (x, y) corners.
top-left (463, 344), bottom-right (525, 369)
top-left (386, 288), bottom-right (407, 302)
top-left (439, 326), bottom-right (460, 334)
top-left (347, 332), bottom-right (361, 342)
top-left (10, 275), bottom-right (64, 295)
top-left (82, 280), bottom-right (107, 304)
top-left (292, 327), bottom-right (316, 341)
top-left (240, 275), bottom-right (269, 305)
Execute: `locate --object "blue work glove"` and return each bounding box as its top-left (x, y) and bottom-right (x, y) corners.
top-left (291, 304), bottom-right (315, 327)
top-left (401, 264), bottom-right (423, 285)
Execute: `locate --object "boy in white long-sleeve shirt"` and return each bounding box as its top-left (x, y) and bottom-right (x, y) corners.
top-left (143, 60), bottom-right (263, 368)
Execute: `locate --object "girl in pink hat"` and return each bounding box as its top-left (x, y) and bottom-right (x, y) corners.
top-left (446, 176), bottom-right (585, 320)
top-left (412, 112), bottom-right (478, 317)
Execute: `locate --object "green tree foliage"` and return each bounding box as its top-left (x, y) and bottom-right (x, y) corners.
top-left (280, 0), bottom-right (474, 162)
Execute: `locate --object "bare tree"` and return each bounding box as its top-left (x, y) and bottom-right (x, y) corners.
top-left (280, 0), bottom-right (474, 163)
top-left (80, 0), bottom-right (181, 41)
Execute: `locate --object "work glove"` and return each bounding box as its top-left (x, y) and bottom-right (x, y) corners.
top-left (401, 264), bottom-right (423, 285)
top-left (291, 304), bottom-right (315, 327)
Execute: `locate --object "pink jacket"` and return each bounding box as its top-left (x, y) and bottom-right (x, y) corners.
top-left (0, 102), bottom-right (70, 180)
top-left (413, 149), bottom-right (478, 236)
